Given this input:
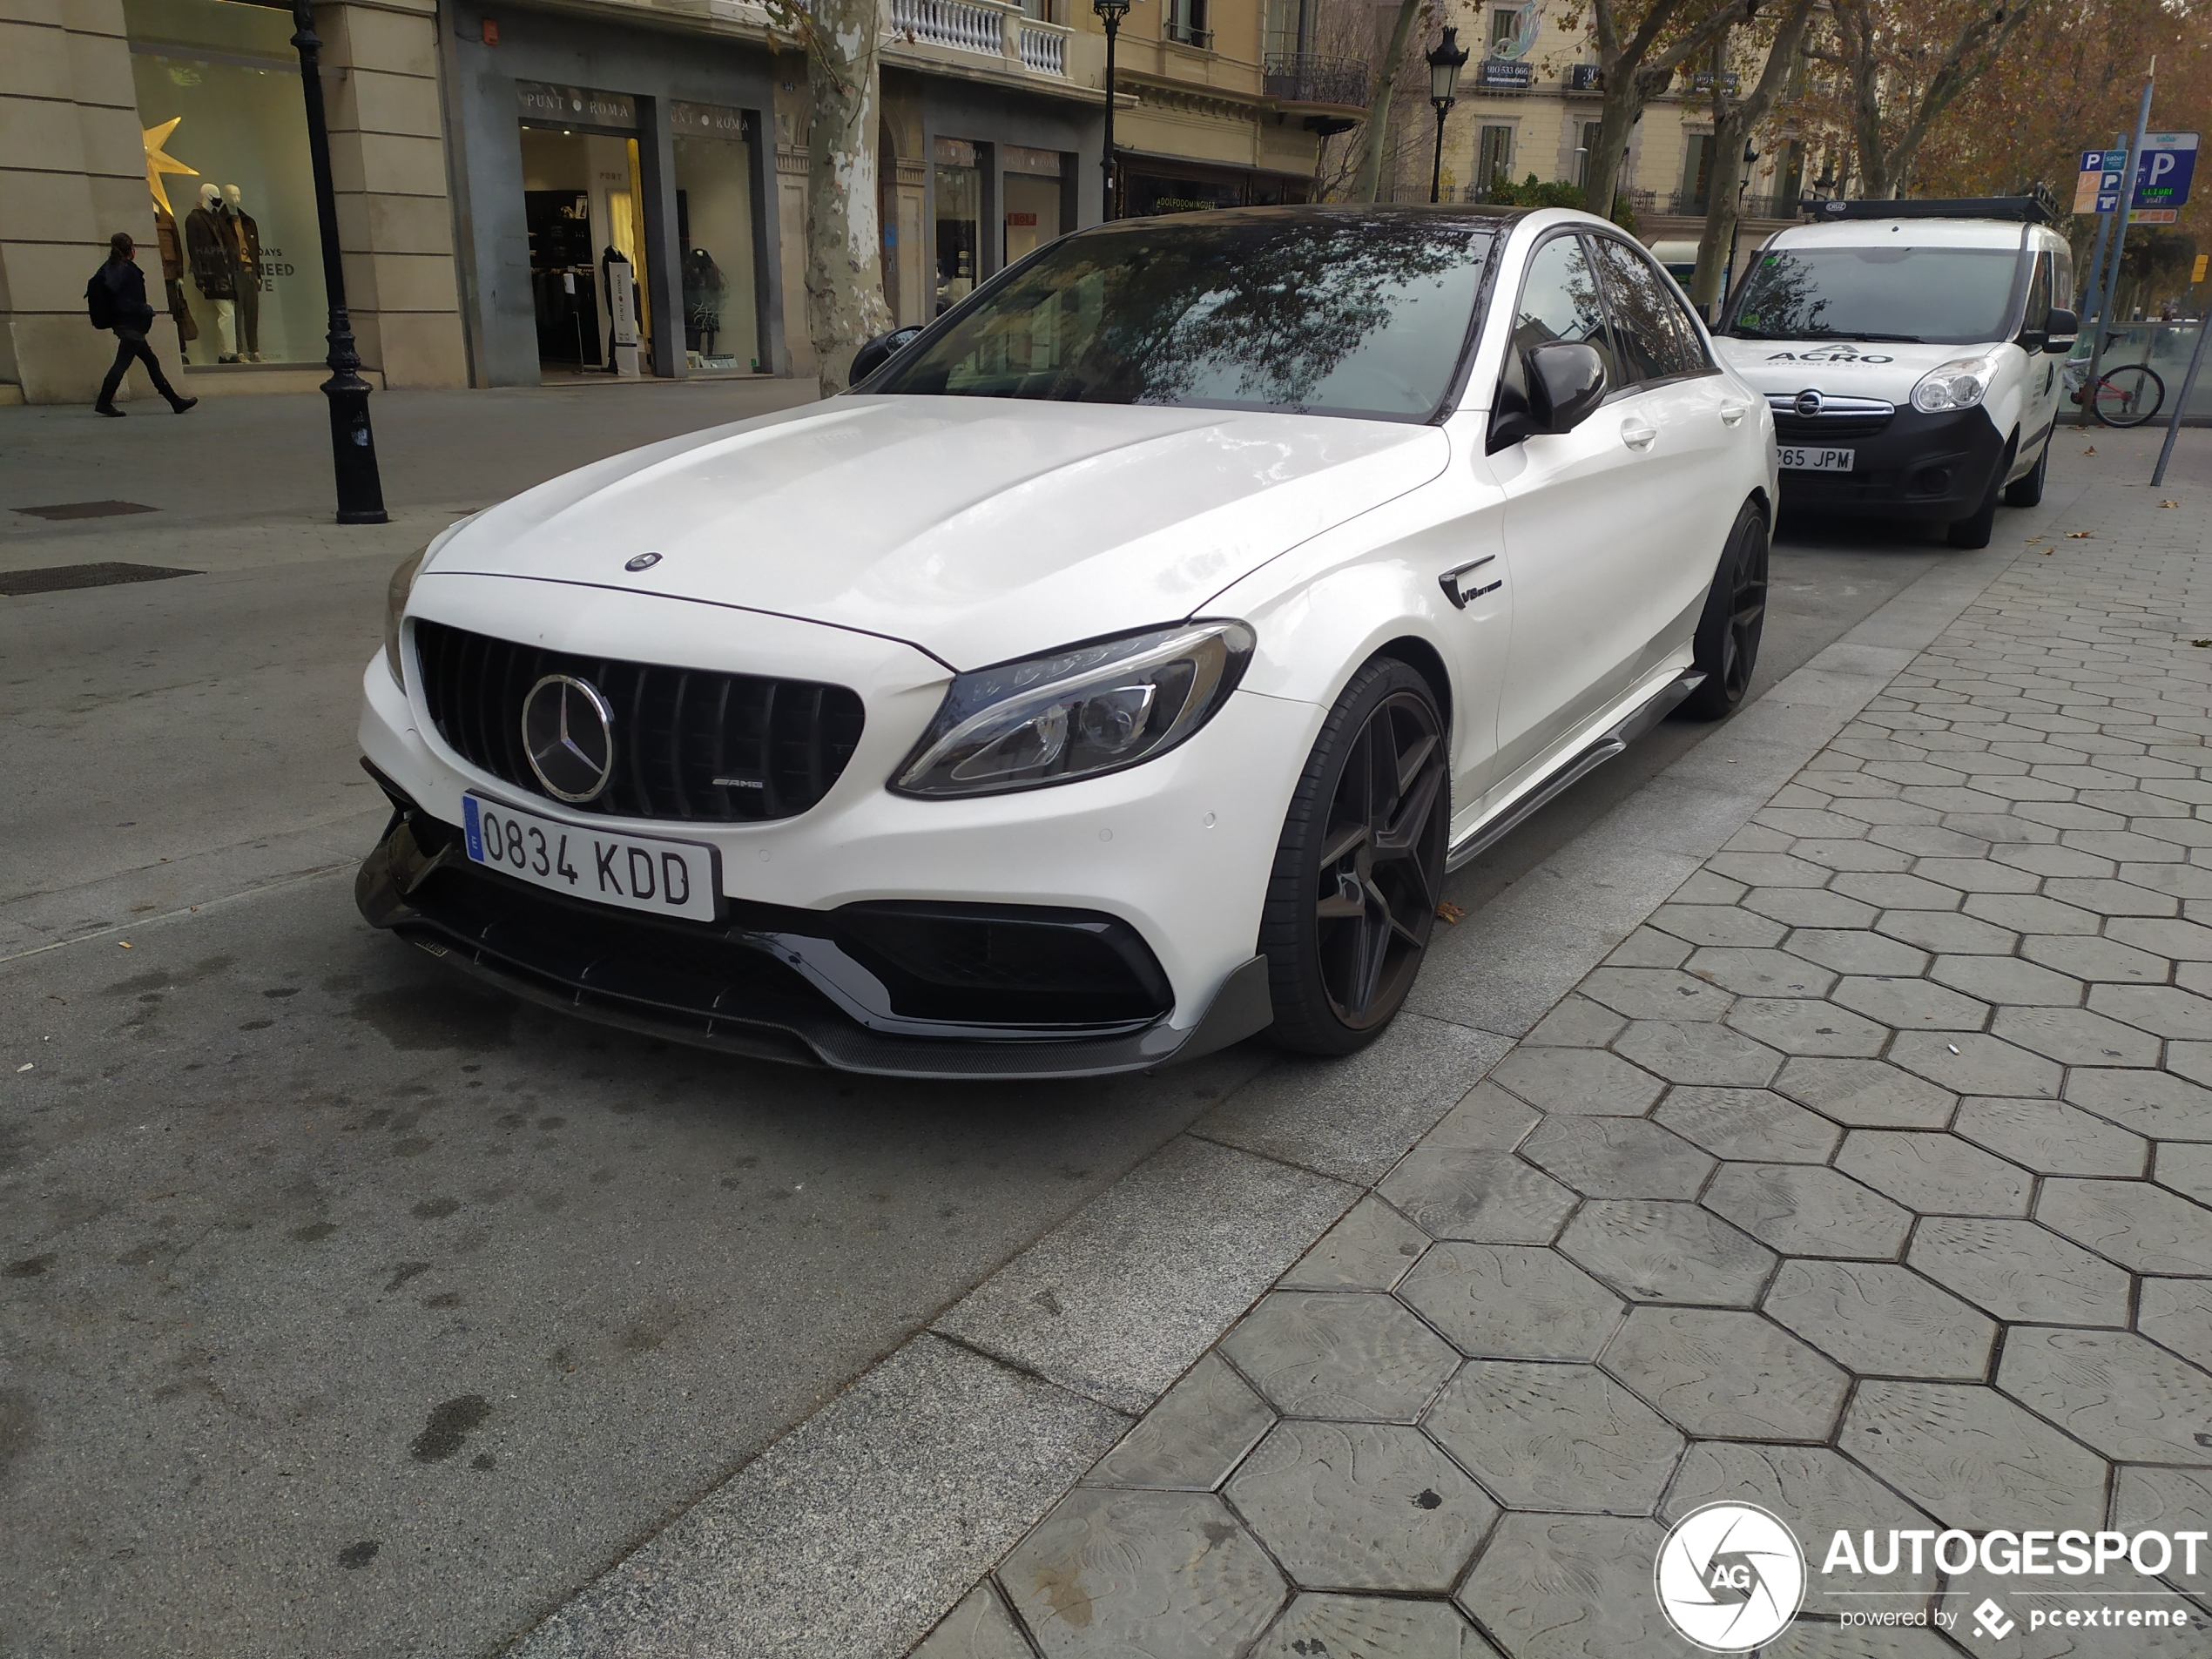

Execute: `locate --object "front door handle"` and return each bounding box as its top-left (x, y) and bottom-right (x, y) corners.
top-left (1439, 555), bottom-right (1501, 610)
top-left (1719, 403), bottom-right (1749, 427)
top-left (1621, 421), bottom-right (1658, 450)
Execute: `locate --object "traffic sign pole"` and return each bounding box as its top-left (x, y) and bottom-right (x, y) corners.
top-left (2150, 313), bottom-right (2207, 489)
top-left (2087, 63), bottom-right (2158, 402)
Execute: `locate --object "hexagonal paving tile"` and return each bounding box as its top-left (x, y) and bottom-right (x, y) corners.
top-left (1962, 891), bottom-right (2102, 934)
top-left (1997, 1328), bottom-right (2212, 1464)
top-left (1684, 948), bottom-right (1838, 998)
top-left (1839, 1380), bottom-right (2110, 1531)
top-left (1377, 1150), bottom-right (1578, 1245)
top-left (2157, 1142), bottom-right (2212, 1205)
top-left (1928, 954), bottom-right (2085, 1007)
top-left (1834, 871), bottom-right (1965, 910)
top-left (1523, 995), bottom-right (1629, 1049)
top-left (1518, 1117), bottom-right (1714, 1201)
top-left (1424, 1083), bottom-right (1542, 1152)
top-left (1605, 927), bottom-right (1692, 969)
top-left (2066, 1069), bottom-right (2212, 1139)
top-left (1764, 1259), bottom-right (1998, 1379)
top-left (1090, 1352), bottom-right (1277, 1491)
top-left (1773, 1057), bottom-right (1956, 1129)
top-left (1907, 1217), bottom-right (2132, 1325)
top-left (1661, 1440), bottom-right (1941, 1618)
top-left (1783, 929), bottom-right (1931, 978)
top-left (1001, 1487), bottom-right (1288, 1658)
top-left (1703, 1163), bottom-right (1912, 1259)
top-left (2021, 932), bottom-right (2172, 982)
top-left (1952, 1096), bottom-right (2148, 1176)
top-left (1556, 1200), bottom-right (1776, 1307)
top-left (1653, 1087), bottom-right (1842, 1163)
top-left (2109, 915), bottom-right (2212, 959)
top-left (1490, 1049), bottom-right (1666, 1117)
top-left (1647, 904), bottom-right (1785, 948)
top-left (1578, 968), bottom-right (1734, 1022)
top-left (1835, 1130), bottom-right (2033, 1217)
top-left (1219, 1292), bottom-right (1460, 1422)
top-left (1708, 850), bottom-right (1834, 888)
top-left (1599, 1305), bottom-right (1847, 1440)
top-left (2044, 875), bottom-right (2179, 916)
top-left (2147, 1042), bottom-right (2212, 1097)
top-left (1739, 887), bottom-right (1884, 928)
top-left (1280, 1196), bottom-right (1432, 1292)
top-left (1888, 1031), bottom-right (2063, 1097)
top-left (2089, 983), bottom-right (2212, 1040)
top-left (1612, 1021), bottom-right (1783, 1089)
top-left (1790, 839), bottom-right (1914, 875)
top-left (1725, 998), bottom-right (1891, 1057)
top-left (2111, 1467), bottom-right (2212, 1599)
top-left (1876, 908), bottom-right (2019, 955)
top-left (1225, 1420), bottom-right (1500, 1593)
top-left (1397, 1242), bottom-right (1625, 1362)
top-left (1423, 1362), bottom-right (1684, 1515)
top-left (1990, 1007), bottom-right (2161, 1069)
top-left (912, 1581), bottom-right (1033, 1659)
top-left (1827, 974), bottom-right (1989, 1033)
top-left (1454, 1514), bottom-right (1671, 1658)
top-left (2037, 1179), bottom-right (2212, 1276)
top-left (2139, 1278), bottom-right (2212, 1372)
top-left (1252, 1594), bottom-right (1501, 1659)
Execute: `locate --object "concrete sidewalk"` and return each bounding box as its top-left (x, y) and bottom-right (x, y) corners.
top-left (879, 438), bottom-right (2212, 1657)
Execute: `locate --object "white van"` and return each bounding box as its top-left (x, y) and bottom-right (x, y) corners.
top-left (1709, 201), bottom-right (2076, 548)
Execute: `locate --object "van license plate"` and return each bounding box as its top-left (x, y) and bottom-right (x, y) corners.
top-left (1777, 445), bottom-right (1854, 472)
top-left (462, 794), bottom-right (718, 921)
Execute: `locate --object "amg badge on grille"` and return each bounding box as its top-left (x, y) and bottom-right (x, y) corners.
top-left (522, 674), bottom-right (617, 802)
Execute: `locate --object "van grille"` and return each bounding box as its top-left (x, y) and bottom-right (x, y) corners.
top-left (412, 619), bottom-right (865, 823)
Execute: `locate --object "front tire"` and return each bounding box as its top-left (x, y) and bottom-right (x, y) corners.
top-left (1679, 502), bottom-right (1770, 720)
top-left (1947, 441), bottom-right (2012, 548)
top-left (1260, 658), bottom-right (1450, 1055)
top-left (2002, 437), bottom-right (2047, 508)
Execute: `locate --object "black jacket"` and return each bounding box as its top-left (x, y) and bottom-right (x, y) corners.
top-left (100, 259), bottom-right (158, 331)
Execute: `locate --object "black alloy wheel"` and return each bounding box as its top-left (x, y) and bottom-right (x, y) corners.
top-left (1681, 502), bottom-right (1770, 719)
top-left (1262, 658), bottom-right (1451, 1054)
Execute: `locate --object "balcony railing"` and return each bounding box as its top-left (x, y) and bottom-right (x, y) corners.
top-left (1017, 20), bottom-right (1066, 73)
top-left (1263, 52), bottom-right (1370, 109)
top-left (880, 0), bottom-right (1069, 74)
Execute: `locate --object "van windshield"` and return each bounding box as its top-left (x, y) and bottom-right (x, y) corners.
top-left (867, 213), bottom-right (1494, 421)
top-left (1721, 246), bottom-right (2024, 346)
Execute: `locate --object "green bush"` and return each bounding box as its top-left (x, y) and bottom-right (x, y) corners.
top-left (1479, 172), bottom-right (1639, 233)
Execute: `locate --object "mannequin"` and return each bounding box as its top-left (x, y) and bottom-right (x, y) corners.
top-left (153, 205), bottom-right (196, 344)
top-left (184, 181), bottom-right (238, 362)
top-left (221, 184), bottom-right (263, 362)
top-left (683, 246), bottom-right (725, 356)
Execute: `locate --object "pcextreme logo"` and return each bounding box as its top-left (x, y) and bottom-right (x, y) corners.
top-left (1654, 1503), bottom-right (1807, 1652)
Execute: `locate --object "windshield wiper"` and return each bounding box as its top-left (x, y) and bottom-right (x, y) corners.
top-left (1830, 332), bottom-right (1925, 343)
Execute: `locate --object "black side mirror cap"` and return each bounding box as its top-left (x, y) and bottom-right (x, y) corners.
top-left (851, 325), bottom-right (925, 383)
top-left (2040, 307), bottom-right (2079, 354)
top-left (1527, 341), bottom-right (1608, 434)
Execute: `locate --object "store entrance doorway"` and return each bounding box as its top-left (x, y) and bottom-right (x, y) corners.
top-left (519, 125), bottom-right (652, 381)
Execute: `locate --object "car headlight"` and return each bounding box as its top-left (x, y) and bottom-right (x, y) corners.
top-left (382, 545), bottom-right (426, 688)
top-left (892, 621), bottom-right (1256, 798)
top-left (1911, 355), bottom-right (1998, 413)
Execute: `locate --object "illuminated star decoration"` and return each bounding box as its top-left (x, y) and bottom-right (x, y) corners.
top-left (143, 118), bottom-right (199, 219)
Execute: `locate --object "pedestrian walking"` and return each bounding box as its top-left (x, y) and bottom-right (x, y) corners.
top-left (86, 232), bottom-right (197, 417)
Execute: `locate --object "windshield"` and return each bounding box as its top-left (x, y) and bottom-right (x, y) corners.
top-left (1722, 246), bottom-right (2025, 345)
top-left (867, 213), bottom-right (1494, 421)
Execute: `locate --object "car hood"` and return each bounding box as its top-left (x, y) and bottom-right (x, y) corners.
top-left (1711, 336), bottom-right (2002, 398)
top-left (428, 396), bottom-right (1449, 670)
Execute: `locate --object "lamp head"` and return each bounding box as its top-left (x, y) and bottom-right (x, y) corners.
top-left (1426, 25), bottom-right (1468, 105)
top-left (1093, 0), bottom-right (1131, 24)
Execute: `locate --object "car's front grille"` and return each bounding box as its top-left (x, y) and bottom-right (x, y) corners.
top-left (412, 619), bottom-right (866, 823)
top-left (1768, 393), bottom-right (1894, 442)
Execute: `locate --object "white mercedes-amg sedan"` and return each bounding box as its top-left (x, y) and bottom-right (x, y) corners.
top-left (357, 205), bottom-right (1777, 1078)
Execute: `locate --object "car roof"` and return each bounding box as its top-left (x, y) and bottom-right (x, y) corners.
top-left (1763, 217), bottom-right (2030, 252)
top-left (1083, 203), bottom-right (1548, 234)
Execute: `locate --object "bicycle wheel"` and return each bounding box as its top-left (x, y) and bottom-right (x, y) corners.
top-left (2093, 364), bottom-right (2165, 428)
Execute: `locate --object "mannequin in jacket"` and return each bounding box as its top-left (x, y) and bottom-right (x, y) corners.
top-left (221, 184), bottom-right (263, 361)
top-left (184, 182), bottom-right (238, 361)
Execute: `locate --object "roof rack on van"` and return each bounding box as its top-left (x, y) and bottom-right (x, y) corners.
top-left (1810, 196), bottom-right (2054, 226)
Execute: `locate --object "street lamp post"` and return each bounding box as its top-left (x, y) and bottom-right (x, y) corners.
top-left (289, 0), bottom-right (387, 524)
top-left (1426, 28), bottom-right (1468, 205)
top-left (1095, 0), bottom-right (1131, 220)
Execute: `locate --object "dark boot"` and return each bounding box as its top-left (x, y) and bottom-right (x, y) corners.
top-left (170, 395), bottom-right (198, 414)
top-left (94, 402), bottom-right (126, 417)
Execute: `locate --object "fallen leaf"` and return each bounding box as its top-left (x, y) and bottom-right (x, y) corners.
top-left (118, 941), bottom-right (132, 949)
top-left (2161, 501), bottom-right (2182, 509)
top-left (16, 1064), bottom-right (31, 1074)
top-left (2067, 530), bottom-right (2093, 538)
top-left (1436, 901), bottom-right (1466, 924)
top-left (2083, 446), bottom-right (2097, 455)
top-left (2043, 550), bottom-right (2054, 556)
top-left (2194, 640), bottom-right (2211, 649)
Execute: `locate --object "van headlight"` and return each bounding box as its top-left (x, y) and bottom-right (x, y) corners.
top-left (1911, 355), bottom-right (1999, 413)
top-left (382, 545), bottom-right (426, 688)
top-left (892, 621), bottom-right (1255, 798)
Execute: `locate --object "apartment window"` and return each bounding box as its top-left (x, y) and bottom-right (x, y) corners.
top-left (1166, 0), bottom-right (1211, 47)
top-left (1488, 6), bottom-right (1519, 52)
top-left (1681, 132), bottom-right (1713, 211)
top-left (1576, 120), bottom-right (1602, 190)
top-left (1478, 125), bottom-right (1514, 189)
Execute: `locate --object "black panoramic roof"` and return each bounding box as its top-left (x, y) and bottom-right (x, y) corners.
top-left (1812, 196), bottom-right (2055, 226)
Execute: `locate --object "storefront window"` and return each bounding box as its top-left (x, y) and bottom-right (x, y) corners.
top-left (671, 103), bottom-right (760, 374)
top-left (124, 0), bottom-right (327, 368)
top-left (1002, 145), bottom-right (1063, 266)
top-left (934, 138), bottom-right (981, 314)
top-left (516, 85), bottom-right (653, 381)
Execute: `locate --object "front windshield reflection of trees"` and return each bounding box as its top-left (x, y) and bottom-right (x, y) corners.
top-left (870, 214), bottom-right (1494, 421)
top-left (1723, 247), bottom-right (2023, 345)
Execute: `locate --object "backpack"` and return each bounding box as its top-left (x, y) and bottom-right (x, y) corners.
top-left (85, 266), bottom-right (116, 330)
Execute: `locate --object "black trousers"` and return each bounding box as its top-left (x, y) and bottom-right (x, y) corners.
top-left (97, 327), bottom-right (183, 408)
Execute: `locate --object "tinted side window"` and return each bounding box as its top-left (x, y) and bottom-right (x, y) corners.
top-left (2022, 252), bottom-right (2054, 333)
top-left (1507, 233), bottom-right (1619, 388)
top-left (1590, 235), bottom-right (1697, 382)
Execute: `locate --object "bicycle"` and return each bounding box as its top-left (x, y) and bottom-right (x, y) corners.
top-left (2076, 362), bottom-right (2166, 428)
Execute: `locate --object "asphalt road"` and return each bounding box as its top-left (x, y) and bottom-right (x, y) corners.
top-left (1, 394), bottom-right (1973, 1657)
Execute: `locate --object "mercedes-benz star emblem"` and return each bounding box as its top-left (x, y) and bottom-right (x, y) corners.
top-left (521, 674), bottom-right (617, 803)
top-left (624, 551), bottom-right (662, 571)
top-left (1793, 388), bottom-right (1824, 419)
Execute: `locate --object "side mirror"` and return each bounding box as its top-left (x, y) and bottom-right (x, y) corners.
top-left (2040, 307), bottom-right (2079, 354)
top-left (1527, 341), bottom-right (1608, 434)
top-left (851, 325), bottom-right (924, 383)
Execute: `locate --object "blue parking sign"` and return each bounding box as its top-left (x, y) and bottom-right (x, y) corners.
top-left (2135, 133), bottom-right (2197, 209)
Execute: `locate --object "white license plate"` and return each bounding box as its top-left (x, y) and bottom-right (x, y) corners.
top-left (462, 794), bottom-right (718, 921)
top-left (1777, 445), bottom-right (1855, 472)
